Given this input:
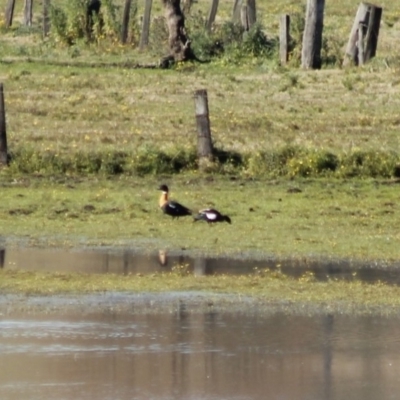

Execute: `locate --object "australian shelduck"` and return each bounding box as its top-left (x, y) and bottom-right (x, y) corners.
top-left (194, 208), bottom-right (232, 224)
top-left (158, 184), bottom-right (192, 219)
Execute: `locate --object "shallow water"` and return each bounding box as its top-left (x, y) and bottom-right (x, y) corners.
top-left (1, 310), bottom-right (400, 400)
top-left (1, 246), bottom-right (400, 284)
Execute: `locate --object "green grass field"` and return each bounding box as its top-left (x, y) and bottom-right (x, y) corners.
top-left (0, 0), bottom-right (399, 165)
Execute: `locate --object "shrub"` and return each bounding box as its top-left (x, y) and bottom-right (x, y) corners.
top-left (186, 16), bottom-right (277, 64)
top-left (49, 0), bottom-right (121, 45)
top-left (339, 150), bottom-right (398, 178)
top-left (5, 146), bottom-right (400, 180)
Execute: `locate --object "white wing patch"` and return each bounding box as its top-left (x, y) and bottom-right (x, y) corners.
top-left (205, 211), bottom-right (217, 220)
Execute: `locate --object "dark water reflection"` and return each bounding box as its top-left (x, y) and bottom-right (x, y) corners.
top-left (2, 246), bottom-right (400, 285)
top-left (1, 311), bottom-right (400, 400)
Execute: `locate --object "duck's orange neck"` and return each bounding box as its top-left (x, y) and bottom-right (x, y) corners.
top-left (159, 191), bottom-right (168, 208)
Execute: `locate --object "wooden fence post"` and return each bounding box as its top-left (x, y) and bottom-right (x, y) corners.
top-left (121, 0), bottom-right (132, 44)
top-left (194, 258), bottom-right (207, 276)
top-left (344, 2), bottom-right (382, 66)
top-left (0, 248), bottom-right (5, 268)
top-left (358, 22), bottom-right (365, 65)
top-left (0, 84), bottom-right (8, 166)
top-left (194, 89), bottom-right (213, 164)
top-left (240, 0), bottom-right (256, 32)
top-left (24, 0), bottom-right (33, 26)
top-left (5, 0), bottom-right (16, 28)
top-left (279, 14), bottom-right (290, 65)
top-left (205, 0), bottom-right (219, 32)
top-left (43, 0), bottom-right (50, 37)
top-left (139, 0), bottom-right (153, 49)
top-left (301, 0), bottom-right (325, 69)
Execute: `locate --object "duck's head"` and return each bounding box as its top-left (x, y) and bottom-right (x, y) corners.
top-left (158, 184), bottom-right (169, 193)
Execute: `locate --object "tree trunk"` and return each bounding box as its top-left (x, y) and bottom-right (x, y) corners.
top-left (140, 0), bottom-right (153, 49)
top-left (24, 0), bottom-right (33, 26)
top-left (161, 0), bottom-right (193, 63)
top-left (205, 0), bottom-right (219, 32)
top-left (43, 0), bottom-right (51, 38)
top-left (121, 0), bottom-right (131, 44)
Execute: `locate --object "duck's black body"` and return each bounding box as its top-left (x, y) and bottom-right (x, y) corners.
top-left (161, 200), bottom-right (192, 218)
top-left (158, 184), bottom-right (192, 219)
top-left (194, 208), bottom-right (232, 224)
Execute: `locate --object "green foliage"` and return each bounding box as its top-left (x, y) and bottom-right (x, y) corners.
top-left (133, 146), bottom-right (197, 175)
top-left (7, 146), bottom-right (197, 176)
top-left (49, 0), bottom-right (121, 45)
top-left (149, 16), bottom-right (169, 52)
top-left (242, 23), bottom-right (277, 58)
top-left (99, 0), bottom-right (121, 39)
top-left (49, 0), bottom-right (87, 45)
top-left (127, 0), bottom-right (140, 46)
top-left (286, 150), bottom-right (339, 178)
top-left (339, 150), bottom-right (398, 178)
top-left (186, 12), bottom-right (225, 60)
top-left (243, 147), bottom-right (398, 179)
top-left (49, 4), bottom-right (71, 44)
top-left (287, 5), bottom-right (305, 67)
top-left (6, 145), bottom-right (400, 179)
top-left (321, 35), bottom-right (345, 67)
top-left (186, 16), bottom-right (277, 64)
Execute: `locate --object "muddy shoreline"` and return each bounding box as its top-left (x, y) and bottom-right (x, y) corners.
top-left (0, 291), bottom-right (397, 317)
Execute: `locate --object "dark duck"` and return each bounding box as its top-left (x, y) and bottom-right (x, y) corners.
top-left (158, 184), bottom-right (192, 218)
top-left (194, 208), bottom-right (232, 224)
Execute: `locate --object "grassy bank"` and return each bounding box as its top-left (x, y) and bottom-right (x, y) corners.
top-left (2, 57), bottom-right (400, 179)
top-left (2, 267), bottom-right (400, 315)
top-left (1, 176), bottom-right (400, 263)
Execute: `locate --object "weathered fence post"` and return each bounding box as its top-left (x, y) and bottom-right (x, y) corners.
top-left (158, 249), bottom-right (167, 266)
top-left (279, 14), bottom-right (290, 65)
top-left (5, 0), bottom-right (16, 28)
top-left (139, 0), bottom-right (153, 49)
top-left (194, 89), bottom-right (213, 165)
top-left (121, 0), bottom-right (132, 44)
top-left (301, 0), bottom-right (325, 69)
top-left (0, 248), bottom-right (5, 268)
top-left (358, 22), bottom-right (365, 65)
top-left (194, 258), bottom-right (207, 276)
top-left (206, 0), bottom-right (219, 32)
top-left (43, 0), bottom-right (50, 37)
top-left (240, 0), bottom-right (256, 32)
top-left (0, 84), bottom-right (8, 166)
top-left (24, 0), bottom-right (33, 26)
top-left (344, 2), bottom-right (382, 66)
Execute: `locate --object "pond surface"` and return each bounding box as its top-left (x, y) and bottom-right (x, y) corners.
top-left (2, 245), bottom-right (400, 399)
top-left (1, 310), bottom-right (400, 400)
top-left (1, 246), bottom-right (400, 284)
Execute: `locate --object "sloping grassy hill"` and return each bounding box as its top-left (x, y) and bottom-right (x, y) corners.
top-left (0, 1), bottom-right (400, 178)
